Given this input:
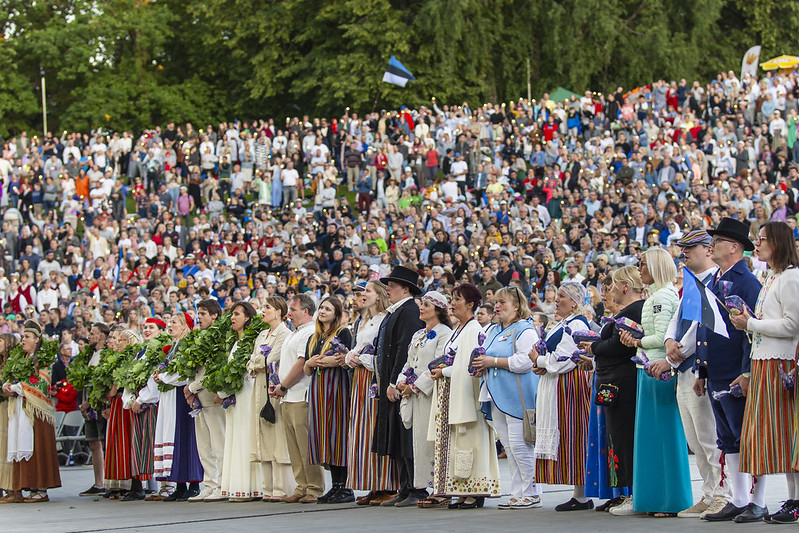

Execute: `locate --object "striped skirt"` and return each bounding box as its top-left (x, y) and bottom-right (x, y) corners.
top-left (130, 405), bottom-right (157, 481)
top-left (432, 378), bottom-right (452, 495)
top-left (535, 369), bottom-right (591, 485)
top-left (742, 358), bottom-right (796, 475)
top-left (105, 397), bottom-right (132, 481)
top-left (308, 367), bottom-right (350, 467)
top-left (346, 367), bottom-right (399, 491)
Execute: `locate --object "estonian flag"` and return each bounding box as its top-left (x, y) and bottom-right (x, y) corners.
top-left (680, 267), bottom-right (728, 338)
top-left (382, 56), bottom-right (415, 88)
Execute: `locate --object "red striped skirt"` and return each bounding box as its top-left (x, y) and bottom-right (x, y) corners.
top-left (105, 397), bottom-right (132, 481)
top-left (308, 367), bottom-right (350, 467)
top-left (742, 358), bottom-right (796, 475)
top-left (130, 405), bottom-right (157, 481)
top-left (535, 369), bottom-right (592, 485)
top-left (346, 367), bottom-right (399, 490)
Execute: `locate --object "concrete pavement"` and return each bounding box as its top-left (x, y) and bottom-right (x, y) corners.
top-left (1, 457), bottom-right (788, 533)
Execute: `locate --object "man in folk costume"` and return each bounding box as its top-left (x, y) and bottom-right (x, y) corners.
top-left (77, 323), bottom-right (110, 497)
top-left (184, 299), bottom-right (227, 501)
top-left (663, 230), bottom-right (731, 518)
top-left (121, 317), bottom-right (166, 501)
top-left (372, 265), bottom-right (426, 507)
top-left (697, 218), bottom-right (764, 522)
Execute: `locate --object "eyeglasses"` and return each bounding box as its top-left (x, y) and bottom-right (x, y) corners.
top-left (753, 236), bottom-right (766, 245)
top-left (711, 237), bottom-right (737, 245)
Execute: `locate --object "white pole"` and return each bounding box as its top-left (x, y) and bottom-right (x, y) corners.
top-left (40, 74), bottom-right (47, 136)
top-left (527, 58), bottom-right (531, 102)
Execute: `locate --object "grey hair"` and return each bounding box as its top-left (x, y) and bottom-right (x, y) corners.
top-left (559, 281), bottom-right (587, 306)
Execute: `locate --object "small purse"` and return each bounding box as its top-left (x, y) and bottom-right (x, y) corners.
top-left (260, 397), bottom-right (276, 423)
top-left (594, 383), bottom-right (619, 407)
top-left (515, 374), bottom-right (536, 444)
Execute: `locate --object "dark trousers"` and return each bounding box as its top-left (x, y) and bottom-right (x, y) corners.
top-left (397, 456), bottom-right (427, 498)
top-left (707, 378), bottom-right (746, 453)
top-left (357, 192), bottom-right (371, 216)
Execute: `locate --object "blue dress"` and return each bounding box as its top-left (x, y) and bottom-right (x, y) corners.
top-left (584, 374), bottom-right (630, 500)
top-left (631, 369), bottom-right (692, 512)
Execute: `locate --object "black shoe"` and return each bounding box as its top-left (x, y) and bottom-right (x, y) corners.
top-left (80, 485), bottom-right (105, 497)
top-left (555, 497), bottom-right (594, 511)
top-left (327, 489), bottom-right (355, 504)
top-left (457, 496), bottom-right (485, 509)
top-left (595, 496), bottom-right (623, 512)
top-left (769, 501), bottom-right (799, 524)
top-left (733, 503), bottom-right (769, 523)
top-left (162, 491), bottom-right (184, 502)
top-left (177, 489), bottom-right (200, 502)
top-left (120, 491), bottom-right (146, 502)
top-left (704, 502), bottom-right (747, 521)
top-left (380, 494), bottom-right (405, 507)
top-left (317, 485), bottom-right (340, 504)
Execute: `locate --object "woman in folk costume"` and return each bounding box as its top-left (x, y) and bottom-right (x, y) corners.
top-left (0, 334), bottom-right (19, 500)
top-left (249, 296), bottom-right (294, 501)
top-left (121, 318), bottom-right (166, 501)
top-left (472, 286), bottom-right (541, 510)
top-left (528, 281), bottom-right (593, 511)
top-left (429, 283), bottom-right (500, 509)
top-left (615, 247), bottom-right (691, 517)
top-left (218, 302), bottom-right (262, 502)
top-left (397, 291), bottom-right (451, 508)
top-left (1, 321), bottom-right (61, 503)
top-left (303, 296), bottom-right (354, 504)
top-left (345, 281), bottom-right (399, 506)
top-left (102, 328), bottom-right (142, 500)
top-left (730, 221), bottom-right (799, 524)
top-left (153, 312), bottom-right (203, 501)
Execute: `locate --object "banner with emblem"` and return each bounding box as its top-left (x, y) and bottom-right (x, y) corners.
top-left (741, 45), bottom-right (761, 79)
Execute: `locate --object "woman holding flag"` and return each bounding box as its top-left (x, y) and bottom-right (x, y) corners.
top-left (730, 221), bottom-right (799, 524)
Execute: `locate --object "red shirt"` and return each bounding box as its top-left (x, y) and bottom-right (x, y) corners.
top-left (543, 123), bottom-right (558, 142)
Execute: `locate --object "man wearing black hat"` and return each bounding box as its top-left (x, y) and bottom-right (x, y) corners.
top-left (699, 218), bottom-right (763, 523)
top-left (372, 266), bottom-right (425, 507)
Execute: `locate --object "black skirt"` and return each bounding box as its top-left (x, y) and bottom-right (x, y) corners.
top-left (598, 370), bottom-right (637, 487)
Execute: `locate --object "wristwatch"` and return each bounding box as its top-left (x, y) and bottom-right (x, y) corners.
top-left (279, 385), bottom-right (288, 392)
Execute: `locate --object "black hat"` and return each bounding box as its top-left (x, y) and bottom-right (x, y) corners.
top-left (707, 217), bottom-right (754, 251)
top-left (380, 265), bottom-right (422, 295)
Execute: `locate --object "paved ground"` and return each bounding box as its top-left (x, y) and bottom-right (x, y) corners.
top-left (2, 457), bottom-right (790, 533)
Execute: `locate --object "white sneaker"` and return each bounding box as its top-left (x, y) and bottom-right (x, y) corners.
top-left (497, 497), bottom-right (518, 510)
top-left (188, 487), bottom-right (214, 502)
top-left (699, 496), bottom-right (728, 519)
top-left (609, 496), bottom-right (642, 516)
top-left (203, 488), bottom-right (227, 502)
top-left (678, 499), bottom-right (710, 518)
top-left (511, 496), bottom-right (542, 509)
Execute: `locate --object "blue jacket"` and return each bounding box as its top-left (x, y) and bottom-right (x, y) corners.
top-left (696, 259), bottom-right (761, 381)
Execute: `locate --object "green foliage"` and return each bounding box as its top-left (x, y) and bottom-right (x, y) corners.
top-left (66, 344), bottom-right (94, 391)
top-left (203, 315), bottom-right (269, 396)
top-left (0, 340), bottom-right (59, 384)
top-left (166, 313), bottom-right (231, 380)
top-left (3, 0), bottom-right (799, 133)
top-left (87, 345), bottom-right (136, 410)
top-left (113, 332), bottom-right (171, 392)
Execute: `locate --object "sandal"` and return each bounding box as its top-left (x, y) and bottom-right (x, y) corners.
top-left (417, 497), bottom-right (450, 509)
top-left (23, 491), bottom-right (49, 503)
top-left (449, 497), bottom-right (466, 509)
top-left (458, 496), bottom-right (485, 509)
top-left (651, 512), bottom-right (677, 518)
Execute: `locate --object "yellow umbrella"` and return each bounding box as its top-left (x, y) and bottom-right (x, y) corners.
top-left (761, 55), bottom-right (799, 70)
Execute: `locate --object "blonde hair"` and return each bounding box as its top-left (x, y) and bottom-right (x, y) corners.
top-left (119, 329), bottom-right (143, 349)
top-left (612, 265), bottom-right (645, 293)
top-left (495, 286), bottom-right (532, 322)
top-left (361, 281), bottom-right (390, 323)
top-left (643, 247), bottom-right (677, 288)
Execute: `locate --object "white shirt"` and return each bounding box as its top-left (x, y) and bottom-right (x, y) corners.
top-left (279, 321), bottom-right (315, 403)
top-left (282, 168), bottom-right (299, 187)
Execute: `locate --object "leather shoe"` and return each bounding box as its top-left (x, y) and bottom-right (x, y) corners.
top-left (281, 494), bottom-right (303, 503)
top-left (162, 491), bottom-right (184, 502)
top-left (369, 492), bottom-right (398, 505)
top-left (703, 502), bottom-right (747, 521)
top-left (299, 495), bottom-right (318, 504)
top-left (380, 494), bottom-right (405, 507)
top-left (733, 503), bottom-right (769, 523)
top-left (395, 495), bottom-right (421, 508)
top-left (121, 491), bottom-right (146, 502)
top-left (317, 486), bottom-right (339, 504)
top-left (356, 492), bottom-right (377, 506)
top-left (327, 489), bottom-right (355, 504)
top-left (555, 498), bottom-right (594, 511)
top-left (177, 489), bottom-right (200, 502)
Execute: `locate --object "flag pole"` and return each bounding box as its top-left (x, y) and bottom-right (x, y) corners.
top-left (371, 83), bottom-right (382, 114)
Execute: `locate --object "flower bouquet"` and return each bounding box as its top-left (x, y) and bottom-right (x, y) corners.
top-left (631, 352), bottom-right (675, 381)
top-left (711, 383), bottom-right (743, 400)
top-left (189, 396), bottom-right (203, 418)
top-left (267, 361), bottom-right (280, 387)
top-left (361, 344), bottom-right (375, 355)
top-left (222, 395), bottom-right (236, 409)
top-left (615, 317), bottom-right (645, 339)
top-left (779, 365), bottom-right (795, 391)
top-left (557, 349), bottom-right (593, 364)
top-left (428, 347), bottom-right (456, 371)
top-left (468, 332), bottom-right (487, 376)
top-left (571, 330), bottom-right (601, 344)
top-left (369, 383), bottom-right (378, 398)
top-left (402, 366), bottom-right (418, 386)
top-left (533, 325), bottom-right (548, 357)
top-left (725, 294), bottom-right (753, 316)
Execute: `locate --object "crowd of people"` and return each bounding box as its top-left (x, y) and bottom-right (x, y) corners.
top-left (0, 66), bottom-right (798, 522)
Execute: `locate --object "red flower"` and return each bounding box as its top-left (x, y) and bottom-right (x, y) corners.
top-left (162, 345), bottom-right (172, 354)
top-left (29, 375), bottom-right (39, 385)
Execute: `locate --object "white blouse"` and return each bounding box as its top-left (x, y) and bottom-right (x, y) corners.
top-left (747, 267), bottom-right (799, 361)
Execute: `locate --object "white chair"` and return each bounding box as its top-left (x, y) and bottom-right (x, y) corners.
top-left (56, 410), bottom-right (89, 465)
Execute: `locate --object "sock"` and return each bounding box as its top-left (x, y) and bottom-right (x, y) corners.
top-left (725, 453), bottom-right (750, 508)
top-left (189, 482), bottom-right (199, 491)
top-left (573, 484), bottom-right (588, 503)
top-left (131, 479), bottom-right (142, 493)
top-left (751, 476), bottom-right (766, 508)
top-left (175, 482), bottom-right (187, 494)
